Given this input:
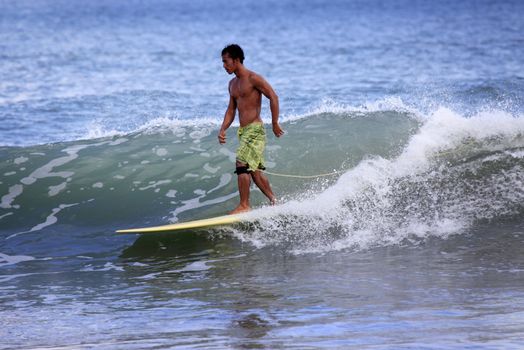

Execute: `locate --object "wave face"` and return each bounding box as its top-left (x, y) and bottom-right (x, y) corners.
top-left (1, 103), bottom-right (523, 254)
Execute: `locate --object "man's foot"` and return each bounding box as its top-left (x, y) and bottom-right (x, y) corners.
top-left (229, 204), bottom-right (250, 214)
top-left (269, 197), bottom-right (277, 206)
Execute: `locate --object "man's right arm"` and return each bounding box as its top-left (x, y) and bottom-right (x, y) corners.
top-left (218, 94), bottom-right (236, 144)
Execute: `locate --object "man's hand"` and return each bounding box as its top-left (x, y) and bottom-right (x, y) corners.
top-left (272, 123), bottom-right (284, 138)
top-left (218, 129), bottom-right (227, 144)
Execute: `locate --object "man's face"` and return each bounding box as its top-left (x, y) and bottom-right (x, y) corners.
top-left (222, 53), bottom-right (237, 74)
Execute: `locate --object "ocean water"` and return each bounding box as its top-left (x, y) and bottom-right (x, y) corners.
top-left (1, 0), bottom-right (524, 349)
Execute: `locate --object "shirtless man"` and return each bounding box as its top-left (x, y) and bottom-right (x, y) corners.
top-left (218, 44), bottom-right (284, 214)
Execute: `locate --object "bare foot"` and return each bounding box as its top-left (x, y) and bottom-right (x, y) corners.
top-left (229, 205), bottom-right (250, 214)
top-left (270, 197), bottom-right (277, 206)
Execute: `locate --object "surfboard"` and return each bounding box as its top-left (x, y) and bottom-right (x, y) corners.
top-left (116, 214), bottom-right (244, 234)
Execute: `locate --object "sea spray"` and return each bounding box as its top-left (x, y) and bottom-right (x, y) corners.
top-left (229, 108), bottom-right (524, 253)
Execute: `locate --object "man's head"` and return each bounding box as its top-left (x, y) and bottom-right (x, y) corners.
top-left (222, 44), bottom-right (244, 74)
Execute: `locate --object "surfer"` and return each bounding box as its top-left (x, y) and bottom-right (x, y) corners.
top-left (218, 44), bottom-right (284, 214)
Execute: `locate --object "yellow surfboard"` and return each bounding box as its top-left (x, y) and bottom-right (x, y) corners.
top-left (116, 214), bottom-right (244, 234)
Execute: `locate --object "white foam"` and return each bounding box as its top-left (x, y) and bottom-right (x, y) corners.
top-left (1, 184), bottom-right (23, 209)
top-left (108, 138), bottom-right (129, 146)
top-left (20, 143), bottom-right (94, 186)
top-left (505, 149), bottom-right (524, 158)
top-left (8, 203), bottom-right (79, 239)
top-left (84, 122), bottom-right (124, 140)
top-left (169, 260), bottom-right (215, 273)
top-left (203, 163), bottom-right (220, 174)
top-left (80, 262), bottom-right (125, 272)
top-left (166, 189), bottom-right (177, 198)
top-left (169, 191), bottom-right (238, 222)
top-left (14, 156), bottom-right (29, 164)
top-left (0, 212), bottom-right (13, 220)
top-left (231, 107), bottom-right (524, 253)
top-left (184, 173), bottom-right (199, 178)
top-left (155, 147), bottom-right (168, 157)
top-left (282, 96), bottom-right (422, 123)
top-left (219, 147), bottom-right (236, 162)
top-left (85, 116), bottom-right (222, 143)
top-left (207, 173), bottom-right (233, 194)
top-left (189, 128), bottom-right (213, 142)
top-left (9, 137), bottom-right (126, 207)
top-left (138, 180), bottom-right (171, 191)
top-left (0, 252), bottom-right (35, 267)
top-left (48, 182), bottom-right (67, 197)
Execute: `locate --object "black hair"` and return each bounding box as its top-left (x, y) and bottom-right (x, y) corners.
top-left (222, 44), bottom-right (244, 64)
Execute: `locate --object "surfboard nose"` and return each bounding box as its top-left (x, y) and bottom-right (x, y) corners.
top-left (116, 214), bottom-right (243, 234)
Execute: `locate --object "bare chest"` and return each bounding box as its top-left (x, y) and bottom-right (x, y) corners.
top-left (230, 79), bottom-right (258, 99)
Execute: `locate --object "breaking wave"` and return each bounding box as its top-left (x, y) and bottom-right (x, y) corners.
top-left (1, 100), bottom-right (523, 254)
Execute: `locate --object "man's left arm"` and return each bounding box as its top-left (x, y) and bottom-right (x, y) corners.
top-left (251, 74), bottom-right (284, 137)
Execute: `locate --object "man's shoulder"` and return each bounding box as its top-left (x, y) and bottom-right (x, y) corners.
top-left (247, 71), bottom-right (266, 85)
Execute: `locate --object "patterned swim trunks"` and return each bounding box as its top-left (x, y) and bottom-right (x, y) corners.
top-left (236, 122), bottom-right (266, 172)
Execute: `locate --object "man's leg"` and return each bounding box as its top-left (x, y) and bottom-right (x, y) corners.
top-left (251, 170), bottom-right (277, 205)
top-left (230, 161), bottom-right (251, 214)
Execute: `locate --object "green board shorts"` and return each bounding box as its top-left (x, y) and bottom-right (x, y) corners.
top-left (236, 122), bottom-right (266, 172)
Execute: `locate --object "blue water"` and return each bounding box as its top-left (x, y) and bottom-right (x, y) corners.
top-left (1, 0), bottom-right (524, 348)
